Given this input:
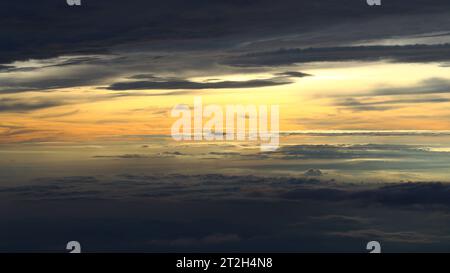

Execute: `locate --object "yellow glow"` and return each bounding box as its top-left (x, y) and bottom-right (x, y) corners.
top-left (1, 62), bottom-right (450, 143)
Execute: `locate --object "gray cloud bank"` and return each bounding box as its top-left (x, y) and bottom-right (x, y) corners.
top-left (2, 0), bottom-right (450, 64)
top-left (2, 173), bottom-right (450, 207)
top-left (2, 173), bottom-right (450, 252)
top-left (2, 1), bottom-right (450, 94)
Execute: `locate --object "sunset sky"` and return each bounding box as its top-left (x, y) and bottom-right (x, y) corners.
top-left (3, 0), bottom-right (450, 253)
top-left (2, 0), bottom-right (450, 143)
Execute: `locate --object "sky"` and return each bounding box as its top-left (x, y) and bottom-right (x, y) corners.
top-left (2, 0), bottom-right (450, 253)
top-left (2, 0), bottom-right (450, 143)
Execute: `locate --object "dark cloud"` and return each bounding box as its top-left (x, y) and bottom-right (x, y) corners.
top-left (266, 144), bottom-right (428, 160)
top-left (1, 1), bottom-right (450, 94)
top-left (354, 182), bottom-right (450, 206)
top-left (335, 98), bottom-right (396, 112)
top-left (0, 70), bottom-right (114, 94)
top-left (329, 229), bottom-right (444, 243)
top-left (127, 74), bottom-right (161, 80)
top-left (279, 181), bottom-right (450, 208)
top-left (3, 173), bottom-right (450, 252)
top-left (0, 56), bottom-right (105, 73)
top-left (276, 71), bottom-right (312, 78)
top-left (106, 78), bottom-right (291, 90)
top-left (2, 173), bottom-right (450, 208)
top-left (224, 44), bottom-right (450, 67)
top-left (304, 169), bottom-right (323, 177)
top-left (93, 154), bottom-right (151, 159)
top-left (3, 0), bottom-right (450, 63)
top-left (0, 176), bottom-right (101, 200)
top-left (309, 215), bottom-right (370, 226)
top-left (0, 90), bottom-right (196, 113)
top-left (1, 1), bottom-right (450, 93)
top-left (0, 98), bottom-right (63, 112)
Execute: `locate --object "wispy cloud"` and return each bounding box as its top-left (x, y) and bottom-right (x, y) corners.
top-left (224, 44), bottom-right (450, 67)
top-left (334, 96), bottom-right (450, 111)
top-left (0, 98), bottom-right (63, 113)
top-left (106, 78), bottom-right (292, 91)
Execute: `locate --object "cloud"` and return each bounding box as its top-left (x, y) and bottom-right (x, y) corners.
top-left (2, 1), bottom-right (450, 95)
top-left (334, 96), bottom-right (450, 112)
top-left (0, 56), bottom-right (105, 73)
top-left (2, 172), bottom-right (450, 208)
top-left (0, 128), bottom-right (44, 137)
top-left (280, 181), bottom-right (450, 208)
top-left (0, 55), bottom-right (123, 93)
top-left (93, 154), bottom-right (151, 159)
top-left (37, 109), bottom-right (80, 118)
top-left (266, 144), bottom-right (428, 160)
top-left (0, 98), bottom-right (63, 112)
top-left (334, 98), bottom-right (396, 112)
top-left (330, 78), bottom-right (450, 111)
top-left (3, 0), bottom-right (450, 64)
top-left (370, 78), bottom-right (450, 96)
top-left (309, 215), bottom-right (370, 225)
top-left (275, 71), bottom-right (312, 78)
top-left (0, 176), bottom-right (101, 200)
top-left (106, 78), bottom-right (292, 90)
top-left (353, 182), bottom-right (450, 206)
top-left (223, 44), bottom-right (450, 67)
top-left (329, 229), bottom-right (442, 243)
top-left (0, 90), bottom-right (194, 114)
top-left (3, 173), bottom-right (450, 251)
top-left (304, 169), bottom-right (323, 177)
